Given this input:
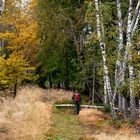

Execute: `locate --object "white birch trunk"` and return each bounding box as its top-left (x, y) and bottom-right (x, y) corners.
top-left (94, 0), bottom-right (115, 117)
top-left (118, 93), bottom-right (122, 111)
top-left (116, 0), bottom-right (124, 53)
top-left (100, 2), bottom-right (108, 105)
top-left (126, 0), bottom-right (136, 120)
top-left (120, 0), bottom-right (140, 81)
top-left (118, 0), bottom-right (139, 120)
top-left (116, 0), bottom-right (124, 112)
top-left (104, 75), bottom-right (108, 105)
top-left (129, 64), bottom-right (136, 120)
top-left (120, 0), bottom-right (133, 85)
top-left (130, 0), bottom-right (140, 36)
top-left (0, 0), bottom-right (5, 15)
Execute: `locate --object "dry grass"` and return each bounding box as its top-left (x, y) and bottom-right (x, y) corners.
top-left (43, 88), bottom-right (73, 104)
top-left (0, 87), bottom-right (139, 140)
top-left (78, 109), bottom-right (140, 140)
top-left (96, 133), bottom-right (140, 140)
top-left (0, 86), bottom-right (73, 140)
top-left (78, 108), bottom-right (109, 125)
top-left (82, 133), bottom-right (140, 140)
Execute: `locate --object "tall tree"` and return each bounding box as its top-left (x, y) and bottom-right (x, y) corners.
top-left (37, 0), bottom-right (86, 90)
top-left (116, 0), bottom-right (140, 119)
top-left (94, 0), bottom-right (116, 117)
top-left (0, 0), bottom-right (38, 96)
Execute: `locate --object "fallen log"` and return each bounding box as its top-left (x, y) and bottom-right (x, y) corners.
top-left (55, 104), bottom-right (139, 112)
top-left (55, 104), bottom-right (104, 109)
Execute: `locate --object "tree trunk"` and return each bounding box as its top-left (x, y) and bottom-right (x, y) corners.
top-left (91, 45), bottom-right (96, 105)
top-left (130, 1), bottom-right (140, 36)
top-left (100, 2), bottom-right (108, 106)
top-left (94, 0), bottom-right (115, 117)
top-left (0, 0), bottom-right (5, 17)
top-left (122, 96), bottom-right (127, 118)
top-left (118, 0), bottom-right (140, 120)
top-left (126, 0), bottom-right (136, 120)
top-left (92, 63), bottom-right (95, 105)
top-left (64, 56), bottom-right (69, 89)
top-left (13, 82), bottom-right (17, 98)
top-left (116, 0), bottom-right (124, 113)
top-left (129, 64), bottom-right (136, 120)
top-left (118, 1), bottom-right (133, 94)
top-left (118, 93), bottom-right (122, 111)
top-left (104, 75), bottom-right (108, 105)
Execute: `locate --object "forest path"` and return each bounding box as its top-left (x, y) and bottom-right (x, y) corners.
top-left (46, 108), bottom-right (99, 140)
top-left (46, 107), bottom-right (140, 140)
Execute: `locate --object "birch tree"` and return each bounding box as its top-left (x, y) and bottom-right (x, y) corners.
top-left (0, 0), bottom-right (5, 56)
top-left (124, 0), bottom-right (139, 119)
top-left (94, 0), bottom-right (115, 117)
top-left (115, 0), bottom-right (124, 112)
top-left (93, 0), bottom-right (140, 119)
top-left (115, 0), bottom-right (140, 119)
top-left (0, 0), bottom-right (5, 16)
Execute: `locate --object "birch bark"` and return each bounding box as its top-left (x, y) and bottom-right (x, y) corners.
top-left (130, 1), bottom-right (140, 36)
top-left (116, 0), bottom-right (124, 112)
top-left (99, 1), bottom-right (108, 105)
top-left (104, 75), bottom-right (108, 105)
top-left (126, 0), bottom-right (136, 120)
top-left (0, 0), bottom-right (5, 15)
top-left (118, 0), bottom-right (140, 120)
top-left (122, 96), bottom-right (127, 118)
top-left (120, 0), bottom-right (140, 87)
top-left (94, 0), bottom-right (115, 117)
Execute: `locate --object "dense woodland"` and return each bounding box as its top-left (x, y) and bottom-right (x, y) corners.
top-left (0, 0), bottom-right (139, 120)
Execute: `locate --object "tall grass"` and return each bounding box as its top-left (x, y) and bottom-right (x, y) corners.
top-left (79, 109), bottom-right (139, 140)
top-left (82, 133), bottom-right (140, 140)
top-left (0, 86), bottom-right (73, 139)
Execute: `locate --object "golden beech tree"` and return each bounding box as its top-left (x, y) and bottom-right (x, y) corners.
top-left (0, 53), bottom-right (35, 97)
top-left (1, 0), bottom-right (38, 65)
top-left (0, 0), bottom-right (38, 97)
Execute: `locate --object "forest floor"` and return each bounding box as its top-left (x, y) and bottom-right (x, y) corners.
top-left (0, 86), bottom-right (139, 140)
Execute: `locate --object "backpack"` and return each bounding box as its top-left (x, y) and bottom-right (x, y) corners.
top-left (74, 93), bottom-right (80, 102)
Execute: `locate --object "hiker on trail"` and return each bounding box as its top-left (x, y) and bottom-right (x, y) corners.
top-left (72, 91), bottom-right (81, 114)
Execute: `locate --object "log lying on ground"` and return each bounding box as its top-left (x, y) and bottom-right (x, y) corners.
top-left (55, 104), bottom-right (104, 109)
top-left (55, 104), bottom-right (139, 112)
